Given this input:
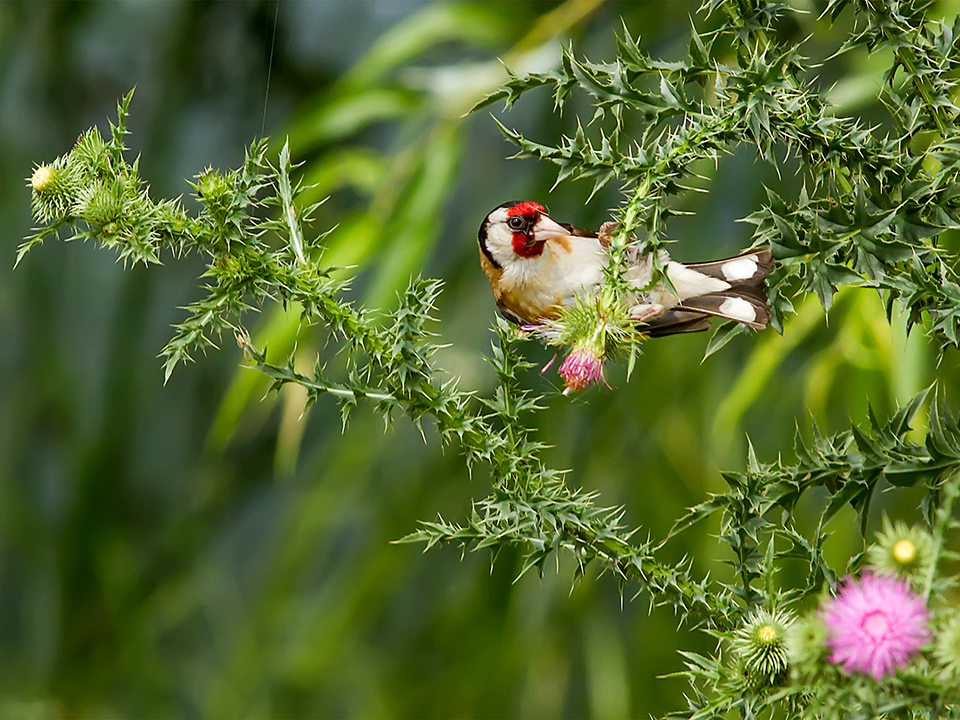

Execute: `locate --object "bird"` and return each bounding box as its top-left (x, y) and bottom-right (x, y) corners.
top-left (477, 200), bottom-right (773, 337)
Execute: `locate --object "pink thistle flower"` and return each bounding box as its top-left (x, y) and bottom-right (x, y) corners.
top-left (559, 346), bottom-right (605, 394)
top-left (820, 573), bottom-right (931, 681)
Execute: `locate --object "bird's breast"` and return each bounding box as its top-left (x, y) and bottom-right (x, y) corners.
top-left (499, 236), bottom-right (607, 323)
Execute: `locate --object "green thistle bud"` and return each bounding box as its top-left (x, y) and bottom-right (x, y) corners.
top-left (29, 157), bottom-right (79, 224)
top-left (731, 607), bottom-right (794, 685)
top-left (934, 611), bottom-right (960, 679)
top-left (195, 168), bottom-right (231, 207)
top-left (866, 518), bottom-right (933, 583)
top-left (785, 613), bottom-right (828, 671)
top-left (76, 180), bottom-right (125, 229)
top-left (70, 127), bottom-right (110, 178)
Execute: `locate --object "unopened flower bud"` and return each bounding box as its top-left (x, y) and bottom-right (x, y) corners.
top-left (786, 614), bottom-right (828, 670)
top-left (31, 165), bottom-right (55, 192)
top-left (866, 519), bottom-right (932, 582)
top-left (731, 608), bottom-right (794, 685)
top-left (196, 168), bottom-right (231, 206)
top-left (28, 158), bottom-right (78, 223)
top-left (934, 611), bottom-right (960, 679)
top-left (893, 539), bottom-right (916, 564)
top-left (76, 180), bottom-right (123, 228)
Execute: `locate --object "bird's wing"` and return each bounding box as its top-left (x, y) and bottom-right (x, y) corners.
top-left (642, 287), bottom-right (770, 335)
top-left (642, 311), bottom-right (714, 337)
top-left (676, 289), bottom-right (770, 329)
top-left (683, 248), bottom-right (773, 287)
top-left (496, 302), bottom-right (528, 327)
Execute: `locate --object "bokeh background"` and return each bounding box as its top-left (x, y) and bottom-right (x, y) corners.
top-left (1, 1), bottom-right (957, 717)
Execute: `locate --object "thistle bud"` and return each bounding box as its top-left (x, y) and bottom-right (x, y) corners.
top-left (195, 168), bottom-right (231, 208)
top-left (785, 614), bottom-right (828, 671)
top-left (31, 165), bottom-right (55, 192)
top-left (866, 518), bottom-right (933, 583)
top-left (76, 180), bottom-right (124, 229)
top-left (731, 608), bottom-right (794, 685)
top-left (28, 157), bottom-right (78, 223)
top-left (537, 286), bottom-right (640, 394)
top-left (934, 611), bottom-right (960, 679)
top-left (732, 609), bottom-right (793, 685)
top-left (70, 127), bottom-right (109, 176)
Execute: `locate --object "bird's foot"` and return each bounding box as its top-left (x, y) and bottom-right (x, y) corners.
top-left (629, 303), bottom-right (664, 323)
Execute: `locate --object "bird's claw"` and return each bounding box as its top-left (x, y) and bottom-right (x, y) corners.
top-left (630, 303), bottom-right (664, 323)
top-left (598, 221), bottom-right (620, 242)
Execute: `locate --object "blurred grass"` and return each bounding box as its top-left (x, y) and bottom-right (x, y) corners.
top-left (0, 1), bottom-right (949, 718)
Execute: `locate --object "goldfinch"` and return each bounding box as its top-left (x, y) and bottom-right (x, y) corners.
top-left (477, 201), bottom-right (772, 336)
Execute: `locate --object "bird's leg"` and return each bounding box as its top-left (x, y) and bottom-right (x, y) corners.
top-left (629, 303), bottom-right (664, 323)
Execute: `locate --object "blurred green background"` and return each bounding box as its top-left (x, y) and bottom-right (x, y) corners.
top-left (1, 1), bottom-right (957, 717)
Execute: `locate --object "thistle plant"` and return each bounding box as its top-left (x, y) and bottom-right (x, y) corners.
top-left (20, 0), bottom-right (960, 717)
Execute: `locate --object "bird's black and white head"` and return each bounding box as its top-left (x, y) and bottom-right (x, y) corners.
top-left (477, 201), bottom-right (571, 269)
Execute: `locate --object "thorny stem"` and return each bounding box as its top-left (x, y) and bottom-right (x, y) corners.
top-left (923, 470), bottom-right (960, 600)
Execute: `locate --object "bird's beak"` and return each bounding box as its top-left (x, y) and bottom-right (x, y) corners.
top-left (531, 214), bottom-right (571, 244)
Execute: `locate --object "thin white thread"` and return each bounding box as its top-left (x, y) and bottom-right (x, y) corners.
top-left (261, 0), bottom-right (280, 138)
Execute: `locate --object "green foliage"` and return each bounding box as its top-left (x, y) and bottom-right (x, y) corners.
top-left (22, 90), bottom-right (749, 636)
top-left (20, 0), bottom-right (960, 717)
top-left (479, 0), bottom-right (960, 355)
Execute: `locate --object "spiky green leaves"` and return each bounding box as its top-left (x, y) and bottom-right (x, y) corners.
top-left (23, 93), bottom-right (336, 381)
top-left (20, 1), bottom-right (960, 717)
top-left (23, 92), bottom-right (175, 268)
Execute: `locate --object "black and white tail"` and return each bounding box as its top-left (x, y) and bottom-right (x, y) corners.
top-left (643, 248), bottom-right (773, 338)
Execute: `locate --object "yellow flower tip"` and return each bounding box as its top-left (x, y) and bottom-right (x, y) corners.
top-left (757, 624), bottom-right (778, 644)
top-left (893, 538), bottom-right (917, 565)
top-left (31, 165), bottom-right (54, 192)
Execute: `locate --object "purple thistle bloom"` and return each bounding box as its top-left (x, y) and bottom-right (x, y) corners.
top-left (559, 346), bottom-right (605, 394)
top-left (820, 573), bottom-right (931, 681)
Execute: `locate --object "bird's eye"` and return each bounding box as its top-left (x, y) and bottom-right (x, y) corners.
top-left (507, 216), bottom-right (525, 230)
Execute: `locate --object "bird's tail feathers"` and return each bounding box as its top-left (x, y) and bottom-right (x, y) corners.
top-left (674, 288), bottom-right (770, 329)
top-left (642, 248), bottom-right (773, 337)
top-left (643, 289), bottom-right (769, 337)
top-left (643, 312), bottom-right (713, 337)
top-left (685, 248), bottom-right (773, 287)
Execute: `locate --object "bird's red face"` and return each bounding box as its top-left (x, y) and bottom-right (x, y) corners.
top-left (506, 201), bottom-right (549, 258)
top-left (478, 201), bottom-right (572, 269)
